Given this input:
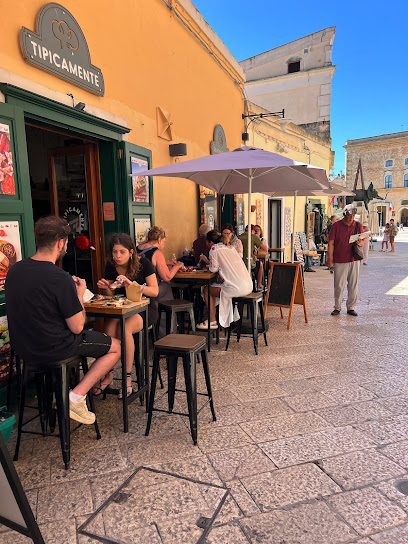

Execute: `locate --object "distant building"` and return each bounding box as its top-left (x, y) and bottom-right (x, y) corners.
top-left (344, 132), bottom-right (408, 226)
top-left (240, 27), bottom-right (336, 142)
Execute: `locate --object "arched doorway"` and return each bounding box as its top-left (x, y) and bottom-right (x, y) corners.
top-left (400, 208), bottom-right (408, 227)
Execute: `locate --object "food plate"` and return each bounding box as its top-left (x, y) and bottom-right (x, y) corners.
top-left (180, 266), bottom-right (197, 273)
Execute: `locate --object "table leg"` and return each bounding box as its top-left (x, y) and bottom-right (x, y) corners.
top-left (207, 277), bottom-right (211, 352)
top-left (143, 308), bottom-right (149, 412)
top-left (120, 315), bottom-right (128, 433)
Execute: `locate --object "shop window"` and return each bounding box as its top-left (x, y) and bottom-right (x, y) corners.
top-left (385, 159), bottom-right (394, 167)
top-left (288, 61), bottom-right (300, 73)
top-left (385, 175), bottom-right (393, 188)
top-left (405, 158), bottom-right (408, 165)
top-left (404, 174), bottom-right (408, 187)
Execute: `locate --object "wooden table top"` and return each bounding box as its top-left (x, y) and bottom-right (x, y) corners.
top-left (174, 271), bottom-right (217, 280)
top-left (84, 298), bottom-right (149, 315)
top-left (268, 248), bottom-right (285, 252)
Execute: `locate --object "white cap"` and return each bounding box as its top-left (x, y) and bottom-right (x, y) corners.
top-left (343, 204), bottom-right (357, 215)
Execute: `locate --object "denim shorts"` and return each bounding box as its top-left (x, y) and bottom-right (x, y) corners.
top-left (74, 330), bottom-right (112, 359)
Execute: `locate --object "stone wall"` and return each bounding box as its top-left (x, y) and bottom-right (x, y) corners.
top-left (345, 133), bottom-right (408, 224)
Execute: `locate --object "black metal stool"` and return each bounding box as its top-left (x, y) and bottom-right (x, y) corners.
top-left (145, 334), bottom-right (216, 444)
top-left (6, 346), bottom-right (21, 410)
top-left (14, 356), bottom-right (100, 470)
top-left (226, 293), bottom-right (268, 355)
top-left (158, 300), bottom-right (196, 335)
top-left (169, 281), bottom-right (190, 300)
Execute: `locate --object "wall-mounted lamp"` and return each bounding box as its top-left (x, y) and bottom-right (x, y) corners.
top-left (74, 102), bottom-right (86, 111)
top-left (242, 132), bottom-right (249, 142)
top-left (169, 143), bottom-right (187, 157)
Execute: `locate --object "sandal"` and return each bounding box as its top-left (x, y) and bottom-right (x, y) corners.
top-left (197, 320), bottom-right (218, 330)
top-left (92, 371), bottom-right (113, 396)
top-left (118, 373), bottom-right (134, 399)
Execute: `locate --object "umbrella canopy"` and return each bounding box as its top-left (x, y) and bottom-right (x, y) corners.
top-left (132, 146), bottom-right (330, 269)
top-left (265, 181), bottom-right (355, 198)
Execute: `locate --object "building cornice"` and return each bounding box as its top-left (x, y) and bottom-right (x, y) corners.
top-left (245, 65), bottom-right (336, 86)
top-left (345, 131), bottom-right (408, 147)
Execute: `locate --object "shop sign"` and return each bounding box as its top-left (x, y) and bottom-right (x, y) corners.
top-left (210, 125), bottom-right (229, 155)
top-left (20, 3), bottom-right (105, 96)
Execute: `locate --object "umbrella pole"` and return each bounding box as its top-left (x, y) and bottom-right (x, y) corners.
top-left (248, 171), bottom-right (252, 272)
top-left (292, 190), bottom-right (297, 262)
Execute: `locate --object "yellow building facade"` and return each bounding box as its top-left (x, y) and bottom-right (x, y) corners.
top-left (245, 102), bottom-right (334, 259)
top-left (0, 0), bottom-right (246, 290)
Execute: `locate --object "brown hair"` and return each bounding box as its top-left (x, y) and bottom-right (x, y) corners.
top-left (146, 226), bottom-right (166, 242)
top-left (221, 223), bottom-right (235, 234)
top-left (34, 216), bottom-right (71, 250)
top-left (206, 230), bottom-right (229, 246)
top-left (108, 233), bottom-right (140, 279)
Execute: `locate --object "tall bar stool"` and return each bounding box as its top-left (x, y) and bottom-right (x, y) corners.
top-left (6, 346), bottom-right (22, 410)
top-left (226, 293), bottom-right (268, 355)
top-left (169, 281), bottom-right (190, 300)
top-left (145, 334), bottom-right (216, 444)
top-left (158, 300), bottom-right (196, 335)
top-left (14, 356), bottom-right (100, 470)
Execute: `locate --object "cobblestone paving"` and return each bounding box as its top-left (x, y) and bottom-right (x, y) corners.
top-left (3, 237), bottom-right (408, 543)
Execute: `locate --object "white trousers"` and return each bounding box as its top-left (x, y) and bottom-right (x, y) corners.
top-left (333, 261), bottom-right (360, 311)
top-left (363, 242), bottom-right (369, 264)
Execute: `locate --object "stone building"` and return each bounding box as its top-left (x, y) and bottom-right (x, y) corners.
top-left (240, 27), bottom-right (336, 142)
top-left (344, 132), bottom-right (408, 226)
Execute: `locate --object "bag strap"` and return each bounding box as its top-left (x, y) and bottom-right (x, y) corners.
top-left (137, 246), bottom-right (158, 256)
top-left (354, 221), bottom-right (359, 235)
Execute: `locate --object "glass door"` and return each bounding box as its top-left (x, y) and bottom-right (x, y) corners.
top-left (48, 144), bottom-right (104, 289)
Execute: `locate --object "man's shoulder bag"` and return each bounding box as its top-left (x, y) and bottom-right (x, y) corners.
top-left (352, 221), bottom-right (364, 261)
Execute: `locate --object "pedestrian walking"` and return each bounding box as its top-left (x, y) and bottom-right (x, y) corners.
top-left (327, 205), bottom-right (364, 316)
top-left (389, 218), bottom-right (398, 252)
top-left (380, 223), bottom-right (390, 251)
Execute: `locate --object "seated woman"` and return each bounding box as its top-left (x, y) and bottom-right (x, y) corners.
top-left (222, 223), bottom-right (243, 257)
top-left (200, 223), bottom-right (243, 265)
top-left (137, 226), bottom-right (184, 337)
top-left (197, 230), bottom-right (253, 330)
top-left (97, 233), bottom-right (159, 398)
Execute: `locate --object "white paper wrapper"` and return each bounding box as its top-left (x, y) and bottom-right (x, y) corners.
top-left (83, 289), bottom-right (95, 303)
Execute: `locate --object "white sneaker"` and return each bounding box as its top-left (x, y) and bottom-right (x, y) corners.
top-left (69, 395), bottom-right (96, 425)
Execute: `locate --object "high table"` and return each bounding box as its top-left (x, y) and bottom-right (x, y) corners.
top-left (172, 271), bottom-right (217, 351)
top-left (84, 299), bottom-right (149, 433)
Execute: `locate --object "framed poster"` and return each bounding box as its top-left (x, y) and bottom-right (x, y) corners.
top-left (134, 217), bottom-right (151, 245)
top-left (307, 212), bottom-right (315, 237)
top-left (0, 123), bottom-right (16, 195)
top-left (256, 199), bottom-right (262, 225)
top-left (200, 186), bottom-right (218, 230)
top-left (131, 157), bottom-right (149, 203)
top-left (284, 207), bottom-right (292, 245)
top-left (234, 194), bottom-right (245, 235)
top-left (0, 221), bottom-right (22, 291)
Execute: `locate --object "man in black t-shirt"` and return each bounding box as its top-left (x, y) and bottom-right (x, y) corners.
top-left (6, 216), bottom-right (120, 425)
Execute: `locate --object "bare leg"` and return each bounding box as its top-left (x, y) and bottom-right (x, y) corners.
top-left (203, 286), bottom-right (221, 322)
top-left (72, 338), bottom-right (121, 397)
top-left (257, 260), bottom-right (264, 288)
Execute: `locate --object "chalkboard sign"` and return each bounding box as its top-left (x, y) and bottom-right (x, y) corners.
top-left (265, 262), bottom-right (308, 329)
top-left (0, 433), bottom-right (45, 543)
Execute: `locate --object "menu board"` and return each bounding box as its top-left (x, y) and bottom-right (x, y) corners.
top-left (0, 221), bottom-right (22, 291)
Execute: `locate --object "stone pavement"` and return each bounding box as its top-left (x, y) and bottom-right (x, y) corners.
top-left (2, 237), bottom-right (408, 543)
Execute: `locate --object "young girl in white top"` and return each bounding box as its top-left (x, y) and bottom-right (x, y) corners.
top-left (197, 230), bottom-right (253, 330)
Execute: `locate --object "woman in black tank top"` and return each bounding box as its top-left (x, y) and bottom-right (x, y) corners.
top-left (137, 226), bottom-right (184, 337)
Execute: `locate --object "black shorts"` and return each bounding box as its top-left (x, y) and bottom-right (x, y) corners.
top-left (74, 330), bottom-right (112, 359)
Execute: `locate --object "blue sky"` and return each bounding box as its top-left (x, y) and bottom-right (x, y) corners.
top-left (193, 0), bottom-right (407, 175)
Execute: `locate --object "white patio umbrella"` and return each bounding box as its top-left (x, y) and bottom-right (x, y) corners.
top-left (265, 182), bottom-right (355, 260)
top-left (131, 146), bottom-right (329, 270)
